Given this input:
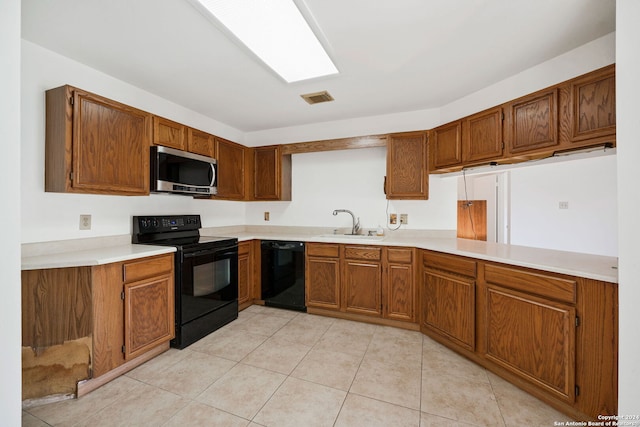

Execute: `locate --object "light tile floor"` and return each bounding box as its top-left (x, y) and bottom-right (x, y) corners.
top-left (23, 305), bottom-right (571, 427)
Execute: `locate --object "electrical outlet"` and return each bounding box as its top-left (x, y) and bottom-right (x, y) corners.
top-left (559, 201), bottom-right (569, 210)
top-left (389, 213), bottom-right (397, 225)
top-left (264, 212), bottom-right (270, 221)
top-left (400, 213), bottom-right (408, 225)
top-left (79, 214), bottom-right (91, 230)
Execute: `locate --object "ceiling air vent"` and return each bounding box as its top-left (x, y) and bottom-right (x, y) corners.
top-left (301, 90), bottom-right (334, 105)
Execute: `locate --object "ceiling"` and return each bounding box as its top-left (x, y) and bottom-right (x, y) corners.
top-left (21, 0), bottom-right (615, 133)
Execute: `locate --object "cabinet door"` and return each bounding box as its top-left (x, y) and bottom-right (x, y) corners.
top-left (422, 269), bottom-right (475, 351)
top-left (187, 127), bottom-right (215, 158)
top-left (254, 146), bottom-right (280, 200)
top-left (508, 89), bottom-right (559, 154)
top-left (152, 116), bottom-right (186, 150)
top-left (481, 284), bottom-right (576, 403)
top-left (386, 131), bottom-right (428, 200)
top-left (306, 256), bottom-right (341, 310)
top-left (462, 106), bottom-right (503, 163)
top-left (430, 121), bottom-right (462, 170)
top-left (72, 89), bottom-right (150, 195)
top-left (384, 263), bottom-right (415, 322)
top-left (215, 137), bottom-right (246, 200)
top-left (343, 260), bottom-right (382, 316)
top-left (570, 65), bottom-right (616, 144)
top-left (124, 273), bottom-right (174, 361)
top-left (238, 241), bottom-right (252, 306)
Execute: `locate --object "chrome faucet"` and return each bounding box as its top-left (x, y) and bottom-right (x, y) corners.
top-left (332, 209), bottom-right (361, 235)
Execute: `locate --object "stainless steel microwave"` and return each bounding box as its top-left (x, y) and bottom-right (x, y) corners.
top-left (150, 146), bottom-right (217, 196)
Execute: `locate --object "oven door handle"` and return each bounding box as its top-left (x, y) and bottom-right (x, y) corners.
top-left (183, 246), bottom-right (238, 259)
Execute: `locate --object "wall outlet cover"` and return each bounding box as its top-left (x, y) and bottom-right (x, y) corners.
top-left (389, 213), bottom-right (397, 225)
top-left (264, 211), bottom-right (270, 221)
top-left (400, 213), bottom-right (408, 224)
top-left (79, 214), bottom-right (91, 230)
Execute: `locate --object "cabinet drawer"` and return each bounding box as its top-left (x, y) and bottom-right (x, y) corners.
top-left (484, 264), bottom-right (576, 304)
top-left (307, 243), bottom-right (340, 258)
top-left (423, 251), bottom-right (476, 278)
top-left (344, 246), bottom-right (382, 261)
top-left (387, 247), bottom-right (413, 263)
top-left (123, 254), bottom-right (173, 283)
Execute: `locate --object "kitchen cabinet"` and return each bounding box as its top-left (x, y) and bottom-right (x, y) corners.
top-left (305, 243), bottom-right (341, 310)
top-left (478, 264), bottom-right (577, 403)
top-left (343, 246), bottom-right (383, 316)
top-left (253, 145), bottom-right (292, 201)
top-left (462, 106), bottom-right (504, 163)
top-left (122, 255), bottom-right (175, 362)
top-left (385, 131), bottom-right (428, 200)
top-left (93, 253), bottom-right (174, 376)
top-left (21, 253), bottom-right (174, 399)
top-left (383, 247), bottom-right (416, 322)
top-left (187, 127), bottom-right (215, 158)
top-left (238, 241), bottom-right (253, 308)
top-left (306, 243), bottom-right (416, 325)
top-left (45, 85), bottom-right (151, 196)
top-left (567, 64), bottom-right (616, 147)
top-left (429, 65), bottom-right (616, 173)
top-left (430, 121), bottom-right (462, 170)
top-left (505, 89), bottom-right (559, 155)
top-left (215, 137), bottom-right (247, 200)
top-left (152, 116), bottom-right (186, 150)
top-left (421, 251), bottom-right (476, 351)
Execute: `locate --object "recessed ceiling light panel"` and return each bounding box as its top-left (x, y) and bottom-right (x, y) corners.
top-left (194, 0), bottom-right (339, 83)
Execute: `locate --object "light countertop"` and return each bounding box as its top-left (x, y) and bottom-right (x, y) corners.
top-left (203, 229), bottom-right (618, 283)
top-left (21, 227), bottom-right (618, 283)
top-left (21, 244), bottom-right (176, 270)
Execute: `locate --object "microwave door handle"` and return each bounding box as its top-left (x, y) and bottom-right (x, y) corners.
top-left (209, 164), bottom-right (216, 186)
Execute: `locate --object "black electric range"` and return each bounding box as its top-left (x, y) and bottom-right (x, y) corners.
top-left (132, 215), bottom-right (238, 349)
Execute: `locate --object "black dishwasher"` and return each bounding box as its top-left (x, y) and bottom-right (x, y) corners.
top-left (261, 241), bottom-right (306, 312)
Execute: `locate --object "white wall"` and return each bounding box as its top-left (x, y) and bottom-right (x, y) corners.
top-left (1, 0), bottom-right (22, 424)
top-left (21, 41), bottom-right (247, 243)
top-left (245, 148), bottom-right (458, 231)
top-left (509, 155), bottom-right (618, 256)
top-left (616, 0), bottom-right (640, 415)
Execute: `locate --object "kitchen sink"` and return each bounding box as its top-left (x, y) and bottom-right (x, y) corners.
top-left (316, 234), bottom-right (385, 242)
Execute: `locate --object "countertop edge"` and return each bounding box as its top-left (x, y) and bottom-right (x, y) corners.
top-left (21, 245), bottom-right (176, 271)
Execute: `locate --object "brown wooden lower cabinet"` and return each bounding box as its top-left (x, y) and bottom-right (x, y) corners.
top-left (420, 249), bottom-right (618, 420)
top-left (238, 241), bottom-right (253, 308)
top-left (21, 253), bottom-right (175, 400)
top-left (305, 243), bottom-right (341, 310)
top-left (305, 243), bottom-right (416, 325)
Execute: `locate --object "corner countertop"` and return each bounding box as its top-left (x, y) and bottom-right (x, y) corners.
top-left (21, 227), bottom-right (618, 283)
top-left (202, 227), bottom-right (618, 284)
top-left (21, 241), bottom-right (176, 271)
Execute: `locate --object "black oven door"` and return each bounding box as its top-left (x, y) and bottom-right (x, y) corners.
top-left (180, 242), bottom-right (238, 324)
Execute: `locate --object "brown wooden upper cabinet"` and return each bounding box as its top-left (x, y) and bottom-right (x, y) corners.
top-left (187, 127), bottom-right (215, 158)
top-left (505, 88), bottom-right (559, 155)
top-left (253, 145), bottom-right (292, 201)
top-left (152, 116), bottom-right (186, 150)
top-left (45, 85), bottom-right (151, 196)
top-left (430, 107), bottom-right (503, 171)
top-left (214, 137), bottom-right (247, 200)
top-left (429, 64), bottom-right (616, 173)
top-left (568, 64), bottom-right (616, 146)
top-left (430, 121), bottom-right (462, 170)
top-left (462, 106), bottom-right (504, 163)
top-left (386, 131), bottom-right (428, 200)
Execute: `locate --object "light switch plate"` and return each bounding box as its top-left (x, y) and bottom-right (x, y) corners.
top-left (389, 213), bottom-right (397, 225)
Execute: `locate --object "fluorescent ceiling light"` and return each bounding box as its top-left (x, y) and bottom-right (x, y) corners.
top-left (195, 0), bottom-right (338, 83)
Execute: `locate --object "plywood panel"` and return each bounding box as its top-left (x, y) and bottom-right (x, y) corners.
top-left (457, 200), bottom-right (487, 241)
